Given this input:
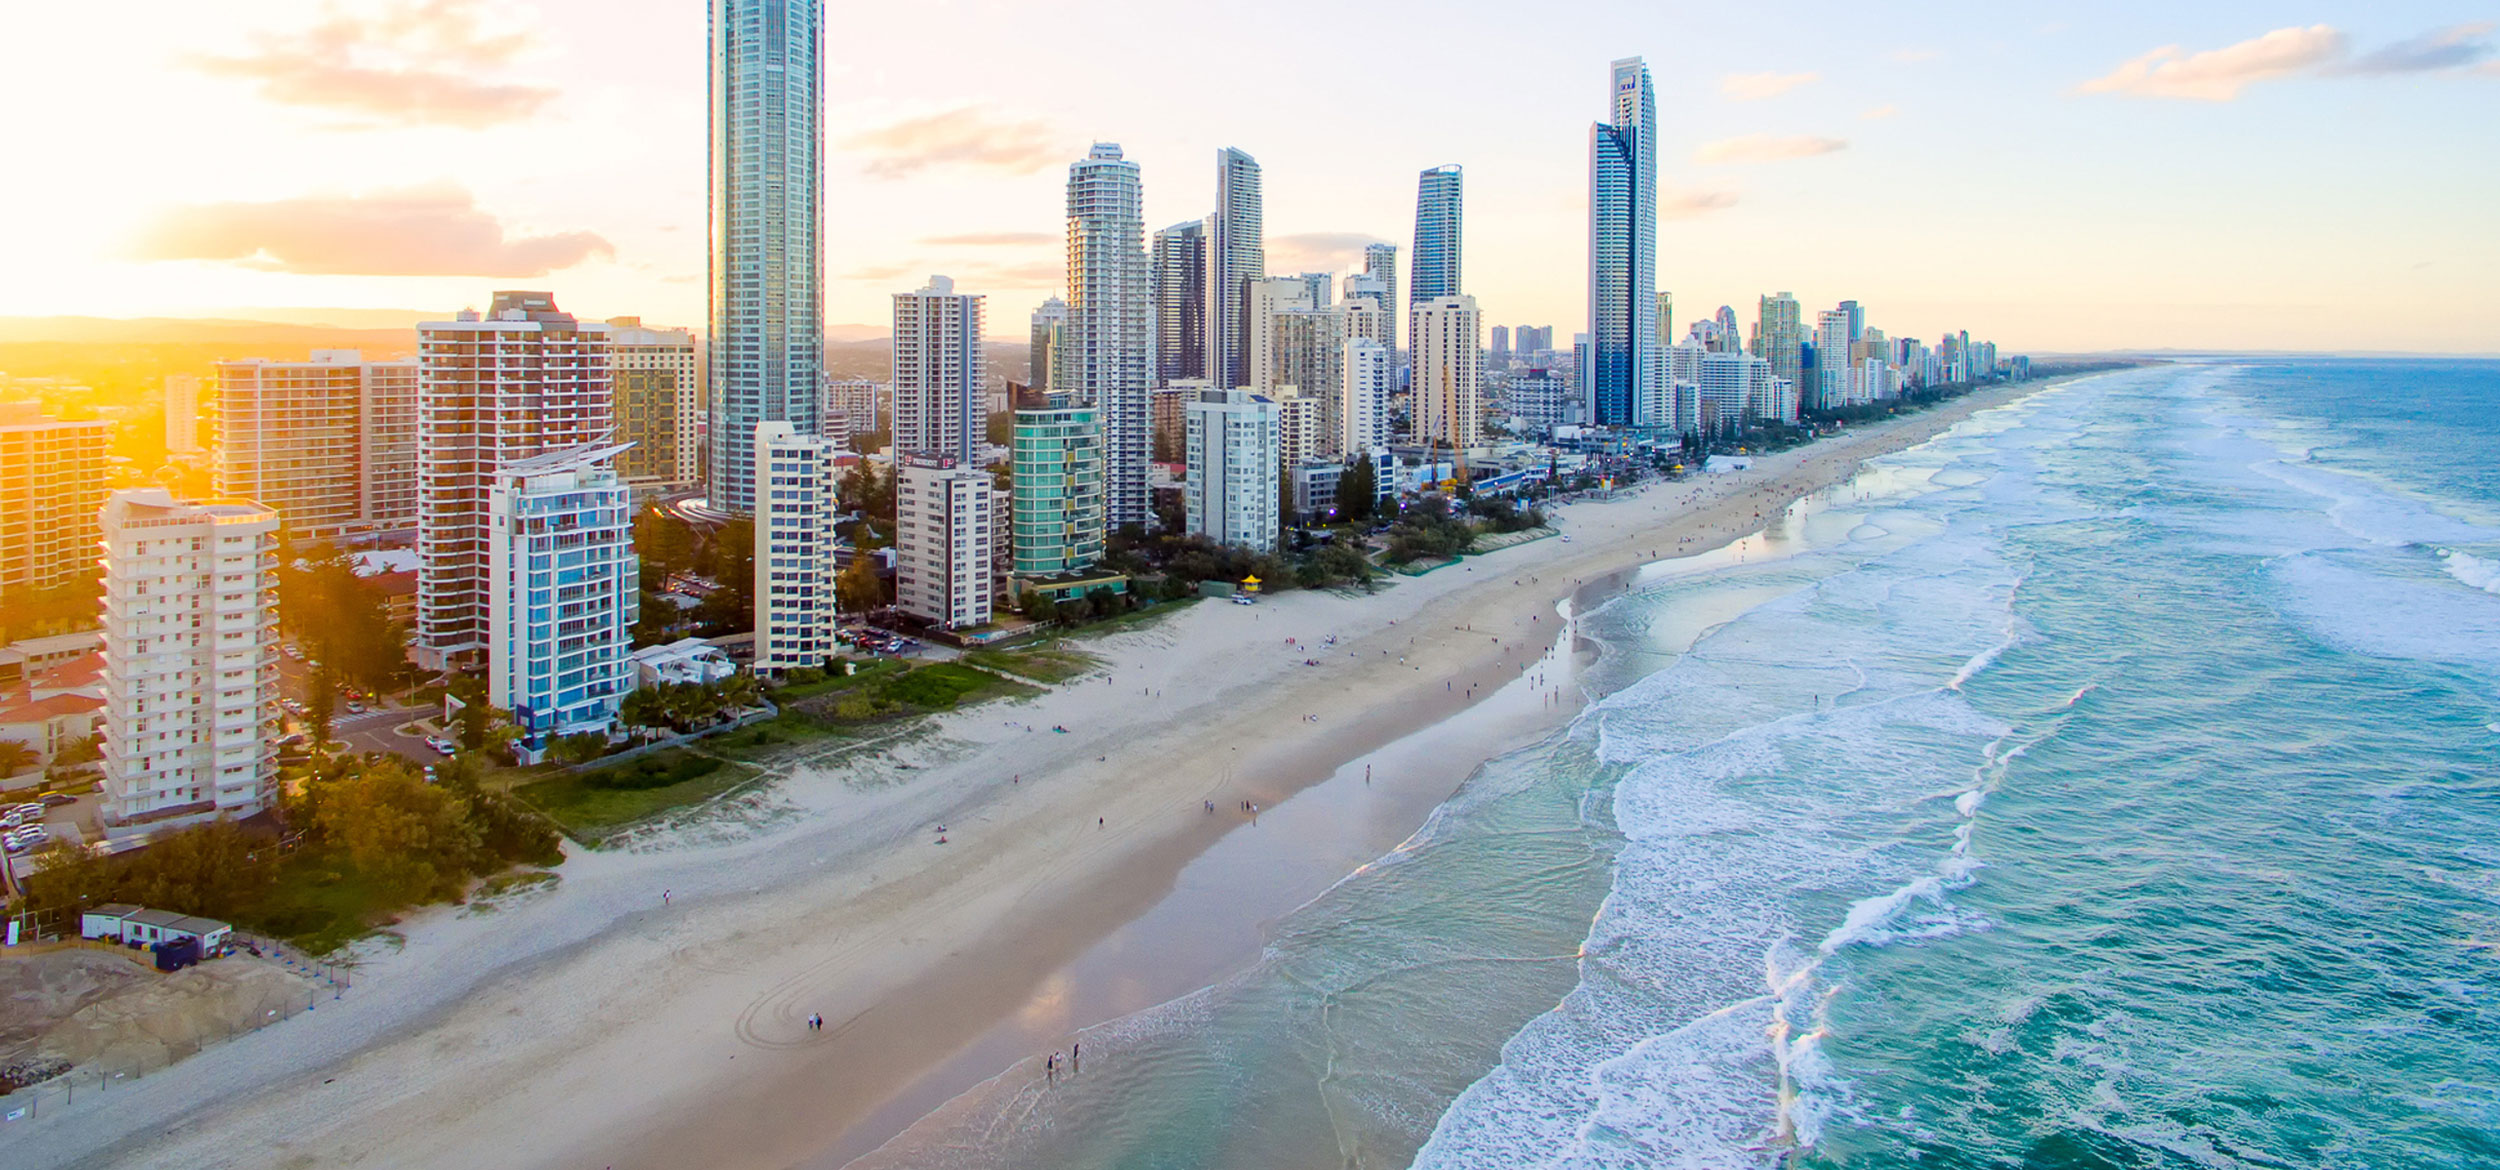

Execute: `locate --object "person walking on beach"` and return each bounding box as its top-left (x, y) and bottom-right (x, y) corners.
top-left (661, 889), bottom-right (671, 906)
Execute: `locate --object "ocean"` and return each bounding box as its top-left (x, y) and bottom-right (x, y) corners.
top-left (855, 360), bottom-right (2500, 1169)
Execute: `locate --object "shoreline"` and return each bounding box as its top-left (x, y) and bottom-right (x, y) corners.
top-left (12, 379), bottom-right (2057, 1170)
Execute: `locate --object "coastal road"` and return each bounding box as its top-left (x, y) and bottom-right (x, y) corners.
top-left (329, 706), bottom-right (437, 763)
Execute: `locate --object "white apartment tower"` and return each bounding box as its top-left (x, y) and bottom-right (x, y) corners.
top-left (1065, 144), bottom-right (1152, 530)
top-left (892, 275), bottom-right (985, 465)
top-left (752, 421), bottom-right (842, 675)
top-left (895, 454), bottom-right (996, 629)
top-left (486, 442), bottom-right (638, 747)
top-left (215, 351), bottom-right (420, 539)
top-left (415, 292), bottom-right (613, 671)
top-left (1412, 295), bottom-right (1484, 451)
top-left (1341, 338), bottom-right (1394, 454)
top-left (1184, 387), bottom-right (1281, 552)
top-left (98, 489), bottom-right (281, 827)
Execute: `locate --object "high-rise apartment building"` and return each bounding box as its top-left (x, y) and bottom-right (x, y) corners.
top-left (486, 442), bottom-right (637, 747)
top-left (1208, 148), bottom-right (1266, 391)
top-left (751, 421), bottom-right (841, 676)
top-left (823, 378), bottom-right (883, 441)
top-left (1517, 325), bottom-right (1554, 353)
top-left (1490, 325), bottom-right (1510, 358)
top-left (164, 375), bottom-right (202, 454)
top-left (215, 351), bottom-right (420, 540)
top-left (1011, 395), bottom-right (1106, 578)
top-left (1588, 56), bottom-right (1658, 428)
top-left (1150, 220), bottom-right (1208, 384)
top-left (1411, 166), bottom-right (1465, 304)
top-left (708, 0), bottom-right (822, 515)
top-left (1340, 338), bottom-right (1394, 454)
top-left (1755, 292), bottom-right (1805, 390)
top-left (606, 319), bottom-right (700, 486)
top-left (895, 454), bottom-right (995, 629)
top-left (1184, 387), bottom-right (1280, 552)
top-left (1341, 275), bottom-right (1393, 351)
top-left (1362, 243), bottom-right (1399, 352)
top-left (0, 403), bottom-right (110, 602)
top-left (1028, 297), bottom-right (1068, 393)
top-left (1507, 368), bottom-right (1571, 434)
top-left (1815, 308), bottom-right (1853, 410)
top-left (97, 489), bottom-right (280, 827)
top-left (415, 292), bottom-right (613, 672)
top-left (1065, 143), bottom-right (1152, 530)
top-left (891, 275), bottom-right (984, 465)
top-left (1412, 295), bottom-right (1483, 451)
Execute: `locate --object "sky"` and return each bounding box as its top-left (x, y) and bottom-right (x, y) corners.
top-left (2, 0), bottom-right (2496, 353)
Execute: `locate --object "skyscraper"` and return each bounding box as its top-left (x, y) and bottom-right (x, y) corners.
top-left (605, 320), bottom-right (700, 486)
top-left (708, 0), bottom-right (822, 516)
top-left (1208, 148), bottom-right (1265, 390)
top-left (0, 402), bottom-right (109, 604)
top-left (1411, 165), bottom-right (1465, 304)
top-left (164, 375), bottom-right (201, 454)
top-left (415, 292), bottom-right (613, 672)
top-left (1413, 295), bottom-right (1483, 451)
top-left (1150, 219), bottom-right (1208, 384)
top-left (1362, 243), bottom-right (1399, 352)
top-left (214, 351), bottom-right (419, 539)
top-left (98, 489), bottom-right (280, 827)
top-left (1340, 337), bottom-right (1393, 454)
top-left (1756, 292), bottom-right (1806, 392)
top-left (1184, 387), bottom-right (1281, 552)
top-left (1028, 296), bottom-right (1067, 393)
top-left (895, 454), bottom-right (996, 629)
top-left (752, 421), bottom-right (841, 675)
top-left (1588, 56), bottom-right (1658, 428)
top-left (892, 275), bottom-right (984, 465)
top-left (1065, 143), bottom-right (1152, 530)
top-left (487, 442), bottom-right (637, 749)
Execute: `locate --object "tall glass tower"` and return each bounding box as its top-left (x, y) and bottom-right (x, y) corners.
top-left (1362, 242), bottom-right (1399, 352)
top-left (1066, 143), bottom-right (1152, 530)
top-left (1207, 148), bottom-right (1264, 390)
top-left (708, 0), bottom-right (822, 515)
top-left (1151, 218), bottom-right (1209, 384)
top-left (1411, 165), bottom-right (1465, 304)
top-left (1588, 56), bottom-right (1657, 428)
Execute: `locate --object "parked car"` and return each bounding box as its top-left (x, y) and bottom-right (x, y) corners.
top-left (344, 700), bottom-right (368, 714)
top-left (426, 736), bottom-right (457, 755)
top-left (12, 824), bottom-right (49, 844)
top-left (40, 792), bottom-right (76, 807)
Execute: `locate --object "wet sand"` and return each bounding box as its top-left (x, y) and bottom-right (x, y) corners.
top-left (13, 381), bottom-right (2049, 1170)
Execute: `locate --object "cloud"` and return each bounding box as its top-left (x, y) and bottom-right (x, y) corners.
top-left (1694, 135), bottom-right (1848, 165)
top-left (920, 232), bottom-right (1056, 247)
top-left (1721, 71), bottom-right (1819, 101)
top-left (841, 107), bottom-right (1063, 179)
top-left (1862, 104), bottom-right (1900, 120)
top-left (2340, 21), bottom-right (2494, 74)
top-left (1662, 189), bottom-right (1739, 219)
top-left (2078, 25), bottom-right (2347, 100)
top-left (190, 0), bottom-right (553, 129)
top-left (1267, 231), bottom-right (1392, 272)
top-left (137, 185), bottom-right (611, 276)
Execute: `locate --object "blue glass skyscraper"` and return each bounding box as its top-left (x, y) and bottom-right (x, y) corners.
top-left (1411, 165), bottom-right (1464, 305)
top-left (1588, 57), bottom-right (1657, 428)
top-left (708, 0), bottom-right (822, 515)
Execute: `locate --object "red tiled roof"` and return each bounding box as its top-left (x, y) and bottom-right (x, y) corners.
top-left (0, 691), bottom-right (102, 724)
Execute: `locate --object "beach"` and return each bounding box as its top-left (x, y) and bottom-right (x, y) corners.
top-left (10, 381), bottom-right (2045, 1170)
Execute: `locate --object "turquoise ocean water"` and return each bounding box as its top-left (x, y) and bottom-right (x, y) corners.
top-left (857, 360), bottom-right (2500, 1169)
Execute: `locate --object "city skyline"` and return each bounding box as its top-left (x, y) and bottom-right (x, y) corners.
top-left (3, 2), bottom-right (2494, 353)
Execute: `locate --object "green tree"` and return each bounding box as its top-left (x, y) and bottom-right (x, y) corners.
top-left (306, 668), bottom-right (337, 745)
top-left (1023, 590), bottom-right (1060, 623)
top-left (1337, 457), bottom-right (1376, 523)
top-left (315, 759), bottom-right (481, 904)
top-left (0, 740), bottom-right (35, 777)
top-left (837, 552), bottom-right (885, 614)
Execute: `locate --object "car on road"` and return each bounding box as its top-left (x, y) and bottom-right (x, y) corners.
top-left (345, 700), bottom-right (369, 714)
top-left (39, 792), bottom-right (76, 807)
top-left (426, 736), bottom-right (457, 755)
top-left (282, 643), bottom-right (303, 660)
